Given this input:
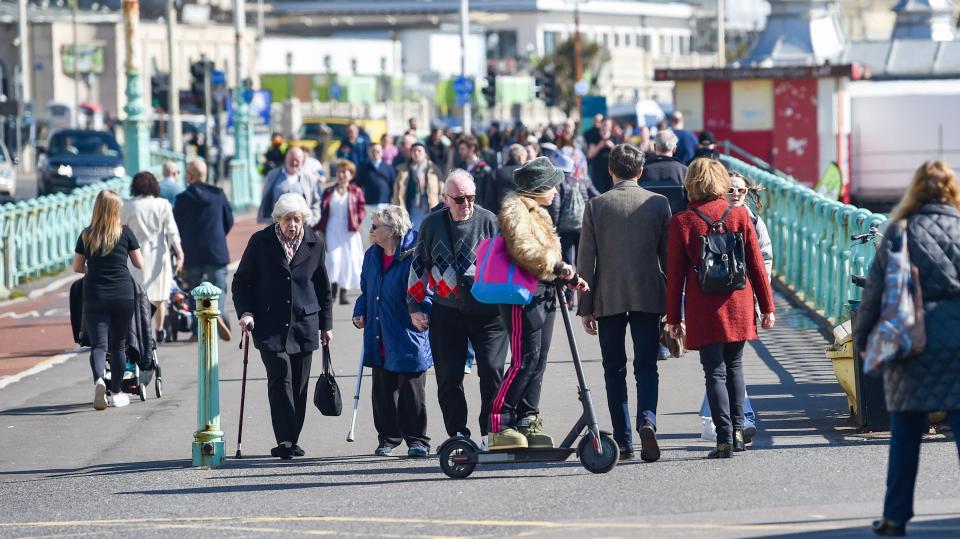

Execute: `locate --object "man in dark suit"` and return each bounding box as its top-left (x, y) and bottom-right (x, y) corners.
top-left (578, 143), bottom-right (671, 463)
top-left (357, 143), bottom-right (397, 247)
top-left (639, 129), bottom-right (689, 215)
top-left (174, 159), bottom-right (234, 341)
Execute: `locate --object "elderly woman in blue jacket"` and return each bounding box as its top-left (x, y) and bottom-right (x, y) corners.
top-left (352, 205), bottom-right (433, 458)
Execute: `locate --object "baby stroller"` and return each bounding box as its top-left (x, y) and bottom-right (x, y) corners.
top-left (163, 279), bottom-right (194, 342)
top-left (70, 277), bottom-right (164, 400)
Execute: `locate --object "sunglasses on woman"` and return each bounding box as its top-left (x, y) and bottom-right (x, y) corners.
top-left (447, 194), bottom-right (476, 205)
top-left (727, 187), bottom-right (748, 195)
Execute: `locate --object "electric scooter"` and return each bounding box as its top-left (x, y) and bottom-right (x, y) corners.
top-left (437, 282), bottom-right (619, 479)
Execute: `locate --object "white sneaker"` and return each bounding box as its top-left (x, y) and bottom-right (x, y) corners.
top-left (109, 392), bottom-right (130, 408)
top-left (464, 365), bottom-right (472, 374)
top-left (93, 379), bottom-right (107, 410)
top-left (480, 437), bottom-right (489, 451)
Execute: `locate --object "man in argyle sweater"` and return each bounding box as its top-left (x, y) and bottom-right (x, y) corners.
top-left (407, 170), bottom-right (508, 441)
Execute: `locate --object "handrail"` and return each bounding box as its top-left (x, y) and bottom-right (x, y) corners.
top-left (720, 154), bottom-right (888, 323)
top-left (0, 148), bottom-right (186, 296)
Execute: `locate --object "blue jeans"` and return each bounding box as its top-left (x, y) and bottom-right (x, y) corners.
top-left (182, 264), bottom-right (230, 333)
top-left (597, 311), bottom-right (660, 447)
top-left (883, 410), bottom-right (960, 524)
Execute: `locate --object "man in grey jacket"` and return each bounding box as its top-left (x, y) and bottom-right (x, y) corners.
top-left (577, 143), bottom-right (672, 462)
top-left (258, 147), bottom-right (322, 227)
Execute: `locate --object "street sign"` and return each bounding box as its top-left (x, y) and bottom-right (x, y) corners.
top-left (330, 83), bottom-right (343, 100)
top-left (574, 79), bottom-right (589, 96)
top-left (454, 76), bottom-right (474, 105)
top-left (226, 89), bottom-right (272, 128)
top-left (211, 70), bottom-right (226, 87)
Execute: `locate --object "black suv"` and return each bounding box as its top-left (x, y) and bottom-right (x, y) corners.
top-left (38, 130), bottom-right (125, 196)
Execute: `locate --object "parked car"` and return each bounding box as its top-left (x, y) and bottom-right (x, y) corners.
top-left (0, 140), bottom-right (17, 202)
top-left (37, 130), bottom-right (125, 196)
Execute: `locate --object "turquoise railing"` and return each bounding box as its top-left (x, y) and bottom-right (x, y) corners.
top-left (0, 178), bottom-right (130, 295)
top-left (721, 155), bottom-right (888, 323)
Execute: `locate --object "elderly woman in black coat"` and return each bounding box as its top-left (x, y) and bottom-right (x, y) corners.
top-left (853, 160), bottom-right (960, 536)
top-left (232, 193), bottom-right (333, 460)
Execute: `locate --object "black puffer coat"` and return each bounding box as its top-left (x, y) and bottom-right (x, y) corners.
top-left (853, 203), bottom-right (960, 412)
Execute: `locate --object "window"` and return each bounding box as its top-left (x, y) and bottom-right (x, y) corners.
top-left (640, 34), bottom-right (650, 51)
top-left (614, 33), bottom-right (620, 47)
top-left (486, 31), bottom-right (518, 60)
top-left (544, 31), bottom-right (560, 55)
top-left (625, 34), bottom-right (631, 47)
top-left (602, 33), bottom-right (609, 48)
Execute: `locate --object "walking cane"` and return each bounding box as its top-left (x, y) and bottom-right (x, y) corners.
top-left (235, 329), bottom-right (250, 458)
top-left (346, 356), bottom-right (364, 442)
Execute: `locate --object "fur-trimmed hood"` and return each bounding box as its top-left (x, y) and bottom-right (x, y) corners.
top-left (499, 194), bottom-right (563, 280)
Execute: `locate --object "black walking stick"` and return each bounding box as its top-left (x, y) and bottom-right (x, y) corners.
top-left (235, 329), bottom-right (250, 458)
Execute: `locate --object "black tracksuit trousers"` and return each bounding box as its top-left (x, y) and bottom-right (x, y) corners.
top-left (490, 285), bottom-right (557, 433)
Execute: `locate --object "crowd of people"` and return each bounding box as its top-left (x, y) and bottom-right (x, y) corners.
top-left (233, 113), bottom-right (778, 461)
top-left (70, 112), bottom-right (960, 536)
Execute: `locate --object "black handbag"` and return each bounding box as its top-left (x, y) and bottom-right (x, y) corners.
top-left (313, 345), bottom-right (342, 416)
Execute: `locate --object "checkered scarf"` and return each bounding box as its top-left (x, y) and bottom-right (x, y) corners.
top-left (274, 224), bottom-right (303, 264)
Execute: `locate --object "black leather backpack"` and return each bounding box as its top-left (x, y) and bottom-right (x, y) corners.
top-left (692, 207), bottom-right (747, 294)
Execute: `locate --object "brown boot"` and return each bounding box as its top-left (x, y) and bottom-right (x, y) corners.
top-left (339, 287), bottom-right (349, 305)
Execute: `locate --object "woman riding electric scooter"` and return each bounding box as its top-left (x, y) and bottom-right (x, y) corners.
top-left (487, 157), bottom-right (590, 451)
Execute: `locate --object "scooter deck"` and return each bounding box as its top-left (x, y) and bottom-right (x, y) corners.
top-left (475, 447), bottom-right (576, 464)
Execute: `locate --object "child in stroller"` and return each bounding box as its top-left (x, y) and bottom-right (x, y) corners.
top-left (70, 277), bottom-right (164, 402)
top-left (163, 278), bottom-right (195, 342)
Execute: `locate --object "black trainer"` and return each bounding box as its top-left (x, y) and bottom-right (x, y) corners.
top-left (638, 421), bottom-right (660, 462)
top-left (707, 443), bottom-right (733, 459)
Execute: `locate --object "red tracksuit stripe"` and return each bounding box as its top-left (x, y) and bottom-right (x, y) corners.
top-left (490, 304), bottom-right (523, 433)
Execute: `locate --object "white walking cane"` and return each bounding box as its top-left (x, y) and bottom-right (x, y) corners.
top-left (346, 356), bottom-right (364, 442)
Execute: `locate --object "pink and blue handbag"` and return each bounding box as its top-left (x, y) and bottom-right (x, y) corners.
top-left (471, 236), bottom-right (538, 305)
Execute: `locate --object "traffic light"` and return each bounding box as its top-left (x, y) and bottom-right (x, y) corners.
top-left (542, 71), bottom-right (557, 108)
top-left (482, 70), bottom-right (497, 108)
top-left (189, 59), bottom-right (214, 104)
top-left (150, 72), bottom-right (169, 110)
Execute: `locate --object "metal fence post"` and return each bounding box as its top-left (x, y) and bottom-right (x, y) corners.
top-left (192, 281), bottom-right (226, 467)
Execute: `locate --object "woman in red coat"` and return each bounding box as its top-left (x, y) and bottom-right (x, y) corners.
top-left (665, 158), bottom-right (776, 458)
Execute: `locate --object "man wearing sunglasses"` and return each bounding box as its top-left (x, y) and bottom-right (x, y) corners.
top-left (407, 170), bottom-right (509, 446)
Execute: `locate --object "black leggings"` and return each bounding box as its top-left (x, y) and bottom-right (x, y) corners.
top-left (699, 341), bottom-right (746, 445)
top-left (85, 299), bottom-right (135, 393)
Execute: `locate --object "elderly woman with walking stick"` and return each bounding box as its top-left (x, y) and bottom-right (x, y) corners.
top-left (352, 205), bottom-right (433, 458)
top-left (232, 193), bottom-right (334, 460)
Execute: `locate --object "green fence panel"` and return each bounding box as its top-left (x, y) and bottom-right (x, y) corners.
top-left (721, 155), bottom-right (887, 323)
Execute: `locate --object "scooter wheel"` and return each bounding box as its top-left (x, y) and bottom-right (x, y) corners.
top-left (439, 440), bottom-right (477, 479)
top-left (578, 433), bottom-right (619, 474)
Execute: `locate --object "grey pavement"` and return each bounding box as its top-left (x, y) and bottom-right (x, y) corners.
top-left (0, 290), bottom-right (958, 538)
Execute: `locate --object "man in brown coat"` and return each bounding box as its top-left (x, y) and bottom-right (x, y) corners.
top-left (577, 143), bottom-right (671, 462)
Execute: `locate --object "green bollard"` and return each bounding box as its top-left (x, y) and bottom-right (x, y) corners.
top-left (192, 281), bottom-right (226, 467)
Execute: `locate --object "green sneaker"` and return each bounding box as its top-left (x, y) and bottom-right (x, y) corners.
top-left (488, 428), bottom-right (528, 450)
top-left (518, 415), bottom-right (555, 448)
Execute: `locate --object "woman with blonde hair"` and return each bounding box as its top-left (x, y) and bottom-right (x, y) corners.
top-left (664, 158), bottom-right (775, 458)
top-left (853, 160), bottom-right (960, 536)
top-left (73, 190), bottom-right (144, 410)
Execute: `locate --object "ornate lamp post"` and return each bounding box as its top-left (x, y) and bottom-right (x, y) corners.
top-left (229, 0), bottom-right (257, 210)
top-left (122, 0), bottom-right (150, 175)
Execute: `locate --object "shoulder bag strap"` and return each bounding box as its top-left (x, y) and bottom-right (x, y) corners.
top-left (440, 209), bottom-right (464, 279)
top-left (691, 206), bottom-right (733, 231)
top-left (322, 344), bottom-right (332, 375)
